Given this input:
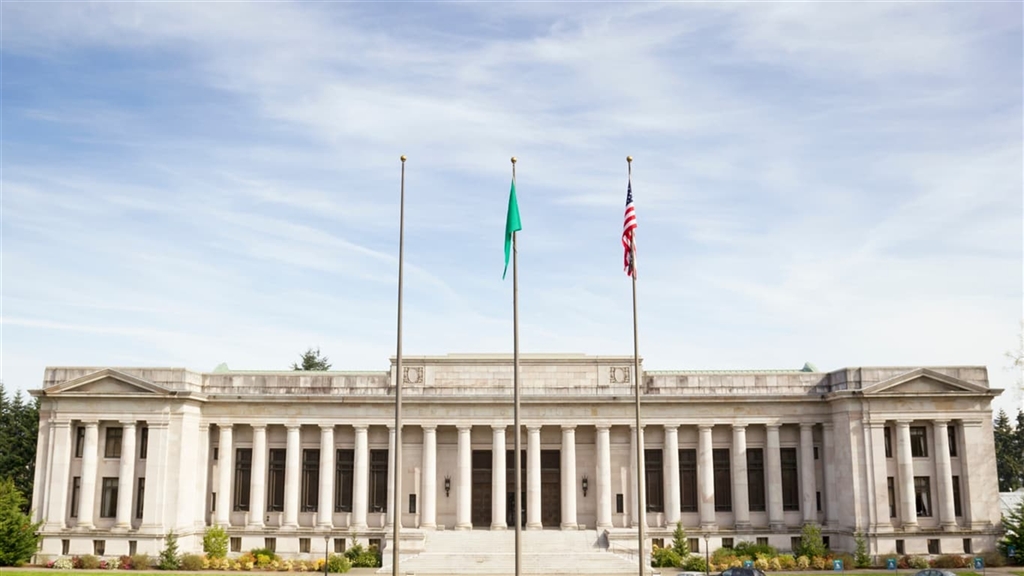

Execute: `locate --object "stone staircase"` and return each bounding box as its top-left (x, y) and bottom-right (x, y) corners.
top-left (380, 529), bottom-right (642, 575)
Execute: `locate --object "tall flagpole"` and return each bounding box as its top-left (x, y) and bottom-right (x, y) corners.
top-left (392, 155), bottom-right (406, 576)
top-left (511, 156), bottom-right (523, 576)
top-left (628, 155), bottom-right (647, 576)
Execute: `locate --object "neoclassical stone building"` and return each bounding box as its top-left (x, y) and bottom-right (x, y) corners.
top-left (30, 354), bottom-right (1003, 562)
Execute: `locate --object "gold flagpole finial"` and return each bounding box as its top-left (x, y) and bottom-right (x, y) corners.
top-left (400, 155), bottom-right (407, 162)
top-left (511, 156), bottom-right (517, 164)
top-left (626, 155), bottom-right (633, 163)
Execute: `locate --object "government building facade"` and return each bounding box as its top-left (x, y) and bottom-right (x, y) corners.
top-left (30, 354), bottom-right (1003, 564)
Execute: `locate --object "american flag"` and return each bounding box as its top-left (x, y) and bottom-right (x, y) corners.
top-left (622, 181), bottom-right (637, 277)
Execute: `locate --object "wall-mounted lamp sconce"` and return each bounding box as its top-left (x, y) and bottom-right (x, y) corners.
top-left (444, 475), bottom-right (451, 498)
top-left (581, 475), bottom-right (589, 497)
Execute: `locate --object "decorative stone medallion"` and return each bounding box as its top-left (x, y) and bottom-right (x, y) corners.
top-left (610, 366), bottom-right (631, 384)
top-left (404, 366), bottom-right (423, 384)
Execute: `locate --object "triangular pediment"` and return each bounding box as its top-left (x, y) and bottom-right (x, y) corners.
top-left (861, 368), bottom-right (989, 396)
top-left (46, 369), bottom-right (172, 396)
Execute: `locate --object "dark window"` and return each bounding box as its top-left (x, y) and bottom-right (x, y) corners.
top-left (816, 491), bottom-right (822, 512)
top-left (948, 424), bottom-right (958, 457)
top-left (952, 476), bottom-right (962, 517)
top-left (409, 494), bottom-right (416, 514)
top-left (680, 449), bottom-right (698, 512)
top-left (713, 448), bottom-right (731, 511)
top-left (75, 427), bottom-right (85, 458)
top-left (688, 538), bottom-right (699, 554)
top-left (927, 539), bottom-right (940, 554)
top-left (302, 449), bottom-right (320, 512)
top-left (652, 538), bottom-right (665, 549)
top-left (213, 447), bottom-right (219, 460)
top-left (887, 477), bottom-right (896, 518)
top-left (100, 477), bottom-right (118, 518)
top-left (70, 477), bottom-right (81, 518)
top-left (234, 448), bottom-right (252, 511)
top-left (268, 449), bottom-right (286, 512)
top-left (756, 537), bottom-right (768, 547)
top-left (645, 449), bottom-right (663, 512)
top-left (781, 448), bottom-right (799, 511)
top-left (963, 539), bottom-right (972, 554)
top-left (896, 540), bottom-right (905, 555)
top-left (822, 536), bottom-right (830, 550)
top-left (616, 493), bottom-right (624, 514)
top-left (94, 540), bottom-right (105, 556)
top-left (135, 478), bottom-right (145, 519)
top-left (746, 448), bottom-right (765, 512)
top-left (914, 476), bottom-right (932, 517)
top-left (369, 538), bottom-right (382, 554)
top-left (62, 540), bottom-right (70, 555)
top-left (139, 427), bottom-right (148, 459)
top-left (813, 446), bottom-right (819, 460)
top-left (335, 449), bottom-right (354, 512)
top-left (791, 537), bottom-right (801, 552)
top-left (884, 427), bottom-right (893, 458)
top-left (211, 492), bottom-right (216, 512)
top-left (230, 537), bottom-right (241, 553)
top-left (910, 427), bottom-right (928, 457)
top-left (129, 541), bottom-right (137, 556)
top-left (370, 449), bottom-right (388, 512)
top-left (105, 427), bottom-right (123, 459)
top-left (299, 538), bottom-right (311, 553)
top-left (334, 538), bottom-right (346, 553)
top-left (722, 538), bottom-right (734, 549)
top-left (265, 538), bottom-right (276, 553)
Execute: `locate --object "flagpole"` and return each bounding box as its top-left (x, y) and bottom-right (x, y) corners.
top-left (391, 155), bottom-right (406, 576)
top-left (628, 155), bottom-right (647, 576)
top-left (511, 156), bottom-right (523, 576)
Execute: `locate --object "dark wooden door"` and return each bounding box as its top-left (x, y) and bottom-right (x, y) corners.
top-left (471, 450), bottom-right (492, 527)
top-left (540, 450), bottom-right (561, 527)
top-left (506, 450), bottom-right (526, 527)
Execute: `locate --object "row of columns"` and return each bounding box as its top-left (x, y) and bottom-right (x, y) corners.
top-left (894, 420), bottom-right (959, 532)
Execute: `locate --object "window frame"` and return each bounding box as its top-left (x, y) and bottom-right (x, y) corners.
top-left (100, 477), bottom-right (119, 518)
top-left (104, 427), bottom-right (123, 459)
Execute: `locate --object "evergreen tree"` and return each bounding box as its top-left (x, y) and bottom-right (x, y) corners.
top-left (0, 384), bottom-right (39, 513)
top-left (0, 477), bottom-right (41, 566)
top-left (1000, 497), bottom-right (1024, 566)
top-left (995, 410), bottom-right (1023, 492)
top-left (853, 532), bottom-right (871, 568)
top-left (157, 532), bottom-right (180, 570)
top-left (671, 522), bottom-right (690, 559)
top-left (291, 347), bottom-right (331, 371)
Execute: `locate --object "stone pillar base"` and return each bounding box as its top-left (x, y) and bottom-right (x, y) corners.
top-left (941, 523), bottom-right (959, 532)
top-left (491, 524), bottom-right (507, 530)
top-left (560, 523), bottom-right (579, 530)
top-left (527, 522), bottom-right (543, 530)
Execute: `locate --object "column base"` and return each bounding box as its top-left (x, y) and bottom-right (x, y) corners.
top-left (420, 523), bottom-right (437, 530)
top-left (597, 523), bottom-right (613, 531)
top-left (560, 522), bottom-right (579, 530)
top-left (901, 523), bottom-right (919, 533)
top-left (111, 524), bottom-right (131, 533)
top-left (734, 522), bottom-right (752, 531)
top-left (491, 524), bottom-right (508, 530)
top-left (769, 522), bottom-right (784, 531)
top-left (247, 523), bottom-right (265, 530)
top-left (454, 523), bottom-right (472, 531)
top-left (352, 523), bottom-right (368, 530)
top-left (941, 522), bottom-right (959, 532)
top-left (526, 522), bottom-right (543, 530)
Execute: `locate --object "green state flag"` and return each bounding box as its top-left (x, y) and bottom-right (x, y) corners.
top-left (503, 179), bottom-right (522, 279)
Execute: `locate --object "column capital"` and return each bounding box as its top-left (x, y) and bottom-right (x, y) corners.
top-left (217, 422), bottom-right (234, 430)
top-left (457, 424), bottom-right (473, 432)
top-left (629, 424), bottom-right (646, 431)
top-left (822, 422), bottom-right (834, 431)
top-left (82, 420), bottom-right (99, 428)
top-left (526, 425), bottom-right (542, 432)
top-left (52, 420), bottom-right (72, 429)
top-left (866, 421), bottom-right (887, 430)
top-left (285, 423), bottom-right (302, 431)
top-left (895, 420), bottom-right (912, 427)
top-left (698, 424), bottom-right (713, 431)
top-left (491, 425), bottom-right (506, 432)
top-left (118, 419), bottom-right (137, 427)
top-left (765, 423), bottom-right (781, 431)
top-left (664, 425), bottom-right (679, 435)
top-left (422, 424), bottom-right (437, 432)
top-left (561, 425), bottom-right (577, 432)
top-left (353, 424), bottom-right (369, 431)
top-left (799, 422), bottom-right (815, 430)
top-left (732, 423), bottom-right (748, 432)
top-left (320, 424), bottom-right (334, 433)
top-left (932, 419), bottom-right (950, 427)
top-left (251, 423), bottom-right (267, 431)
top-left (595, 424), bottom-right (611, 431)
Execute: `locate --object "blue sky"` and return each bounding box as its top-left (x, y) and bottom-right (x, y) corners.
top-left (2, 2), bottom-right (1021, 412)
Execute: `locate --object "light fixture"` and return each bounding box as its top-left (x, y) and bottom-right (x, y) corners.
top-left (444, 475), bottom-right (451, 498)
top-left (581, 475), bottom-right (589, 497)
top-left (703, 533), bottom-right (710, 576)
top-left (323, 534), bottom-right (330, 576)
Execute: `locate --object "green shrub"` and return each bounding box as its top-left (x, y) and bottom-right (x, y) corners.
top-left (131, 553), bottom-right (151, 570)
top-left (344, 543), bottom-right (381, 568)
top-left (53, 558), bottom-right (74, 570)
top-left (795, 524), bottom-right (826, 559)
top-left (734, 541), bottom-right (778, 558)
top-left (901, 555), bottom-right (928, 569)
top-left (853, 532), bottom-right (871, 568)
top-left (796, 555), bottom-right (810, 570)
top-left (180, 554), bottom-right (205, 571)
top-left (931, 555), bottom-right (969, 568)
top-left (777, 554), bottom-right (796, 570)
top-left (157, 532), bottom-right (180, 570)
top-left (711, 548), bottom-right (739, 564)
top-left (671, 523), bottom-right (690, 559)
top-left (981, 551), bottom-right (1007, 568)
top-left (810, 556), bottom-right (829, 570)
top-left (326, 554), bottom-right (351, 573)
top-left (250, 548), bottom-right (279, 563)
top-left (203, 526), bottom-right (229, 559)
top-left (79, 555), bottom-right (101, 570)
top-left (682, 554), bottom-right (707, 572)
top-left (651, 547), bottom-right (682, 568)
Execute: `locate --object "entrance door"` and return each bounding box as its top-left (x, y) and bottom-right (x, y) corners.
top-left (506, 450), bottom-right (526, 528)
top-left (471, 450), bottom-right (492, 527)
top-left (540, 450), bottom-right (561, 527)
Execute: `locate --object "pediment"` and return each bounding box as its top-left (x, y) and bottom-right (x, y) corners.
top-left (861, 368), bottom-right (989, 396)
top-left (46, 369), bottom-right (172, 396)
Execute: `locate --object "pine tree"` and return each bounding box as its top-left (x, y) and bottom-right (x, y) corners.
top-left (0, 385), bottom-right (39, 513)
top-left (0, 477), bottom-right (41, 566)
top-left (157, 532), bottom-right (180, 570)
top-left (291, 347), bottom-right (331, 371)
top-left (1000, 498), bottom-right (1024, 566)
top-left (671, 522), bottom-right (690, 559)
top-left (995, 410), bottom-right (1022, 492)
top-left (853, 532), bottom-right (871, 568)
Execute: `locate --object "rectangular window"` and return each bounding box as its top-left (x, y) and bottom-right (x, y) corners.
top-left (334, 538), bottom-right (346, 554)
top-left (230, 537), bottom-right (241, 553)
top-left (62, 540), bottom-right (70, 555)
top-left (139, 427), bottom-right (148, 459)
top-left (335, 449), bottom-right (354, 512)
top-left (952, 476), bottom-right (962, 517)
top-left (369, 449), bottom-right (389, 512)
top-left (302, 449), bottom-right (320, 512)
top-left (299, 538), bottom-right (311, 553)
top-left (234, 448), bottom-right (252, 511)
top-left (75, 426), bottom-right (85, 458)
top-left (816, 491), bottom-right (822, 512)
top-left (265, 538), bottom-right (276, 553)
top-left (813, 446), bottom-right (819, 460)
top-left (211, 492), bottom-right (216, 512)
top-left (747, 448), bottom-right (765, 512)
top-left (896, 540), bottom-right (905, 555)
top-left (135, 478), bottom-right (145, 519)
top-left (93, 540), bottom-right (105, 556)
top-left (963, 539), bottom-right (972, 554)
top-left (948, 424), bottom-right (958, 457)
top-left (887, 477), bottom-right (896, 518)
top-left (100, 477), bottom-right (118, 518)
top-left (645, 449), bottom-right (664, 512)
top-left (914, 476), bottom-right (932, 517)
top-left (680, 449), bottom-right (698, 512)
top-left (105, 427), bottom-right (123, 459)
top-left (129, 541), bottom-right (137, 556)
top-left (268, 449), bottom-right (286, 512)
top-left (722, 538), bottom-right (734, 549)
top-left (652, 538), bottom-right (665, 549)
top-left (822, 536), bottom-right (830, 550)
top-left (616, 493), bottom-right (624, 514)
top-left (910, 426), bottom-right (928, 457)
top-left (409, 494), bottom-right (417, 514)
top-left (781, 447), bottom-right (799, 511)
top-left (756, 537), bottom-right (768, 547)
top-left (884, 427), bottom-right (893, 458)
top-left (688, 538), bottom-right (700, 554)
top-left (213, 446), bottom-right (219, 460)
top-left (713, 448), bottom-right (731, 512)
top-left (791, 537), bottom-right (801, 552)
top-left (70, 477), bottom-right (81, 518)
top-left (927, 539), bottom-right (940, 554)
top-left (369, 539), bottom-right (382, 554)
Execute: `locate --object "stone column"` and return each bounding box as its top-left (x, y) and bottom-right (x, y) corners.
top-left (455, 425), bottom-right (472, 530)
top-left (596, 425), bottom-right (612, 529)
top-left (821, 423), bottom-right (837, 528)
top-left (386, 426), bottom-right (396, 528)
top-left (249, 425), bottom-right (267, 529)
top-left (195, 424), bottom-right (210, 530)
top-left (78, 421), bottom-right (100, 529)
top-left (527, 426), bottom-right (542, 529)
top-left (766, 424), bottom-right (784, 530)
top-left (115, 422), bottom-right (137, 529)
top-left (283, 425), bottom-right (301, 529)
top-left (800, 423), bottom-right (816, 525)
top-left (732, 424), bottom-right (750, 529)
top-left (319, 425), bottom-right (335, 528)
top-left (32, 419), bottom-right (50, 524)
top-left (561, 425), bottom-right (578, 529)
top-left (421, 426), bottom-right (437, 529)
top-left (664, 426), bottom-right (681, 526)
top-left (352, 425), bottom-right (369, 529)
top-left (895, 421), bottom-right (918, 531)
top-left (698, 424), bottom-right (715, 529)
top-left (215, 424), bottom-right (233, 526)
top-left (933, 420), bottom-right (957, 531)
top-left (141, 422), bottom-right (168, 530)
top-left (961, 420), bottom-right (999, 530)
top-left (629, 425), bottom-right (639, 527)
top-left (492, 426), bottom-right (507, 530)
top-left (44, 422), bottom-right (72, 531)
top-left (866, 422), bottom-right (891, 531)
